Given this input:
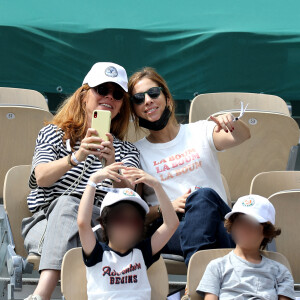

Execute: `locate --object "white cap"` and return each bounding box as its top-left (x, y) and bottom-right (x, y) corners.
top-left (82, 62), bottom-right (128, 92)
top-left (100, 188), bottom-right (149, 216)
top-left (225, 194), bottom-right (276, 225)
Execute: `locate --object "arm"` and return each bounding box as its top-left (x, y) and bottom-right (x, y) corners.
top-left (123, 167), bottom-right (179, 255)
top-left (77, 162), bottom-right (125, 256)
top-left (204, 294), bottom-right (218, 300)
top-left (99, 133), bottom-right (136, 189)
top-left (36, 128), bottom-right (105, 187)
top-left (210, 113), bottom-right (251, 151)
top-left (35, 156), bottom-right (73, 187)
top-left (278, 297), bottom-right (292, 300)
top-left (150, 182), bottom-right (180, 255)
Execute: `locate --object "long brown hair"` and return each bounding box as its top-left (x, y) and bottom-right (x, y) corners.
top-left (49, 84), bottom-right (130, 148)
top-left (128, 67), bottom-right (177, 129)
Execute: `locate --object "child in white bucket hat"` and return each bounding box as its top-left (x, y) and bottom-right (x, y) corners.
top-left (196, 194), bottom-right (295, 300)
top-left (77, 162), bottom-right (179, 300)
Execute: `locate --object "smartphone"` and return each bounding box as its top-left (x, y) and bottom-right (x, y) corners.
top-left (91, 110), bottom-right (111, 166)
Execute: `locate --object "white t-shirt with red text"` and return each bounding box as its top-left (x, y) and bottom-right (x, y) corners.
top-left (83, 238), bottom-right (159, 300)
top-left (134, 120), bottom-right (227, 206)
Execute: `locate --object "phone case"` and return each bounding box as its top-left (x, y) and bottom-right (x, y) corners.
top-left (91, 110), bottom-right (111, 142)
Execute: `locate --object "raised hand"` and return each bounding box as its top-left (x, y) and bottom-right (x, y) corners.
top-left (98, 133), bottom-right (115, 166)
top-left (210, 113), bottom-right (235, 133)
top-left (90, 162), bottom-right (125, 184)
top-left (122, 167), bottom-right (159, 188)
top-left (76, 128), bottom-right (104, 162)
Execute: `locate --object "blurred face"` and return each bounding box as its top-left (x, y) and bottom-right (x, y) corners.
top-left (107, 203), bottom-right (144, 249)
top-left (131, 78), bottom-right (170, 122)
top-left (85, 82), bottom-right (124, 123)
top-left (231, 214), bottom-right (264, 249)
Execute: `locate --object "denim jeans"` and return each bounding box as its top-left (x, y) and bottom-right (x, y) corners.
top-left (148, 188), bottom-right (235, 266)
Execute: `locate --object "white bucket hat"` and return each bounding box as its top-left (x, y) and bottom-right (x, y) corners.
top-left (225, 194), bottom-right (276, 225)
top-left (100, 188), bottom-right (149, 216)
top-left (82, 62), bottom-right (128, 92)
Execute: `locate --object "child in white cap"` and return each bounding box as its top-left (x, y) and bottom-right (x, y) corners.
top-left (196, 194), bottom-right (295, 300)
top-left (77, 162), bottom-right (179, 300)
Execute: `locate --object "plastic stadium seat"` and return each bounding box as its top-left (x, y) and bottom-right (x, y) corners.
top-left (0, 105), bottom-right (52, 197)
top-left (250, 171), bottom-right (300, 198)
top-left (0, 87), bottom-right (49, 111)
top-left (189, 92), bottom-right (290, 123)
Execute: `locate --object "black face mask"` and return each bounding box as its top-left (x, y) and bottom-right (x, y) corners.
top-left (138, 105), bottom-right (171, 131)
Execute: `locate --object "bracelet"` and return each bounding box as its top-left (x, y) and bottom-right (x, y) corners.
top-left (87, 180), bottom-right (97, 188)
top-left (157, 205), bottom-right (162, 217)
top-left (67, 153), bottom-right (77, 167)
top-left (72, 152), bottom-right (80, 165)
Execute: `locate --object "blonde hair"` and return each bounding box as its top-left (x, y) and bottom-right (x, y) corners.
top-left (49, 84), bottom-right (130, 149)
top-left (128, 67), bottom-right (177, 128)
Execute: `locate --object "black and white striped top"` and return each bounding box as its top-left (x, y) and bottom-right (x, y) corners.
top-left (27, 124), bottom-right (140, 213)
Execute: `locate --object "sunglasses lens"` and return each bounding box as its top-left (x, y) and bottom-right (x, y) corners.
top-left (96, 84), bottom-right (124, 100)
top-left (113, 89), bottom-right (124, 101)
top-left (131, 93), bottom-right (145, 104)
top-left (147, 87), bottom-right (161, 99)
top-left (131, 87), bottom-right (162, 105)
top-left (96, 85), bottom-right (108, 96)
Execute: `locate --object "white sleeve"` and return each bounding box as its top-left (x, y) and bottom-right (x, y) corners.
top-left (190, 120), bottom-right (219, 152)
top-left (205, 120), bottom-right (219, 152)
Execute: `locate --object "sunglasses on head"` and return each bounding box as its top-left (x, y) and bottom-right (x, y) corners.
top-left (94, 84), bottom-right (124, 101)
top-left (131, 87), bottom-right (163, 105)
top-left (109, 215), bottom-right (144, 229)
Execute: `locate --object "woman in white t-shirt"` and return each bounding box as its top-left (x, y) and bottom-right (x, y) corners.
top-left (128, 67), bottom-right (251, 266)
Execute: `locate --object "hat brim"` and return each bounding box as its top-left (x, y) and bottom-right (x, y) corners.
top-left (120, 197), bottom-right (150, 214)
top-left (100, 196), bottom-right (149, 216)
top-left (225, 210), bottom-right (270, 224)
top-left (86, 78), bottom-right (128, 92)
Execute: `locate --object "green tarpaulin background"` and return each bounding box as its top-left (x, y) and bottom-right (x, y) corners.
top-left (1, 1), bottom-right (300, 113)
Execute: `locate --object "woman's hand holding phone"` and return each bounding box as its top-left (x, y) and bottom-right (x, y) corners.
top-left (76, 128), bottom-right (104, 162)
top-left (75, 110), bottom-right (115, 165)
top-left (98, 133), bottom-right (115, 166)
top-left (77, 130), bottom-right (116, 165)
